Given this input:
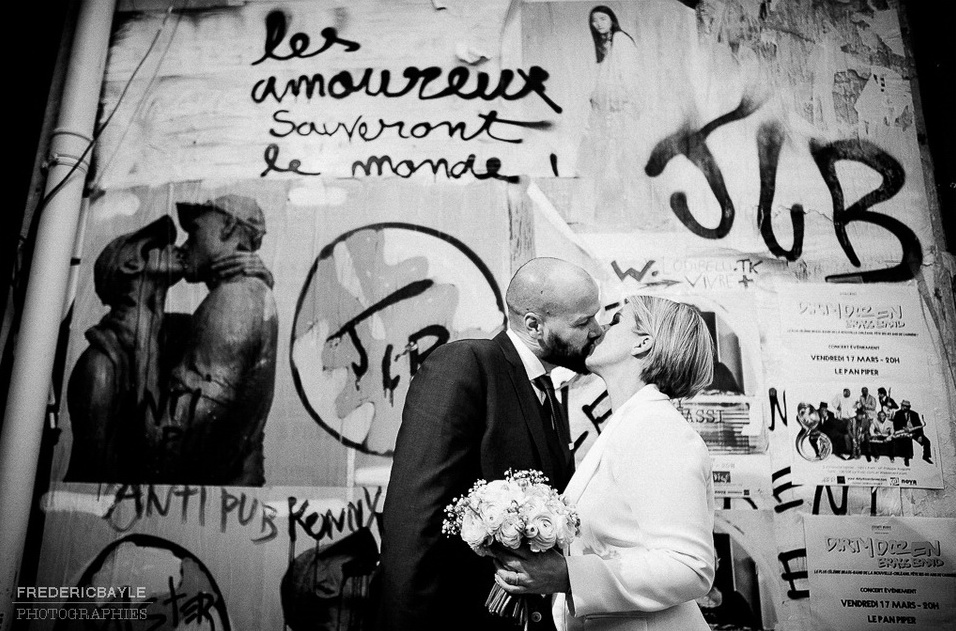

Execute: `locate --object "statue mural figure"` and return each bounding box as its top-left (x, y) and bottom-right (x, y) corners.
top-left (67, 195), bottom-right (278, 486)
top-left (66, 216), bottom-right (183, 482)
top-left (151, 195), bottom-right (278, 485)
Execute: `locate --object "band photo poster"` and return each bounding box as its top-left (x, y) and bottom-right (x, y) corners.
top-left (775, 283), bottom-right (944, 489)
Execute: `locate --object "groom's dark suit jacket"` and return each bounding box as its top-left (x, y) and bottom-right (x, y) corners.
top-left (376, 331), bottom-right (573, 631)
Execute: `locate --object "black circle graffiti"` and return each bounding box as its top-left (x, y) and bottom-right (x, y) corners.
top-left (53, 533), bottom-right (231, 631)
top-left (291, 222), bottom-right (505, 455)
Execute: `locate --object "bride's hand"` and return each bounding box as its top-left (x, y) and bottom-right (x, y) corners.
top-left (491, 547), bottom-right (570, 595)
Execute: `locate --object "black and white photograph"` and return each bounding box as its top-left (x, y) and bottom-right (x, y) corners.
top-left (1, 1), bottom-right (954, 630)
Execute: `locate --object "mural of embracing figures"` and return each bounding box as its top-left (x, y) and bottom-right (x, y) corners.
top-left (66, 195), bottom-right (278, 486)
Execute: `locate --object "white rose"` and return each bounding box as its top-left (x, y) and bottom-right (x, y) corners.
top-left (546, 496), bottom-right (567, 515)
top-left (482, 502), bottom-right (506, 531)
top-left (526, 512), bottom-right (558, 552)
top-left (496, 515), bottom-right (524, 549)
top-left (461, 510), bottom-right (491, 553)
top-left (519, 495), bottom-right (546, 519)
top-left (483, 480), bottom-right (518, 502)
top-left (485, 479), bottom-right (510, 493)
top-left (527, 483), bottom-right (553, 500)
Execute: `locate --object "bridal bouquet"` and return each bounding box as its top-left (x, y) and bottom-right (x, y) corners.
top-left (442, 469), bottom-right (580, 625)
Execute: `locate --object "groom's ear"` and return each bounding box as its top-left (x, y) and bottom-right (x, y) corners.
top-left (523, 312), bottom-right (543, 339)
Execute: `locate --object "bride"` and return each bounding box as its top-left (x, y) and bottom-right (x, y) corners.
top-left (493, 295), bottom-right (717, 631)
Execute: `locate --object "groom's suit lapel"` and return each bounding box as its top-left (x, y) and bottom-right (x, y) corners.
top-left (494, 331), bottom-right (555, 476)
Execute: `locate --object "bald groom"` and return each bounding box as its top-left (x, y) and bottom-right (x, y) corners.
top-left (375, 258), bottom-right (604, 631)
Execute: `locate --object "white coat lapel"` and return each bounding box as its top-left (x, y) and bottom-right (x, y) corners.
top-left (561, 384), bottom-right (668, 504)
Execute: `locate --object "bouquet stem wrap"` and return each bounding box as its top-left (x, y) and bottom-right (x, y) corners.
top-left (485, 583), bottom-right (527, 626)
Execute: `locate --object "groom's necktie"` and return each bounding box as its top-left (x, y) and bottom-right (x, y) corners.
top-left (533, 376), bottom-right (573, 478)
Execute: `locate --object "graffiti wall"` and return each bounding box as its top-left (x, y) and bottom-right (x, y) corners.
top-left (29, 0), bottom-right (955, 629)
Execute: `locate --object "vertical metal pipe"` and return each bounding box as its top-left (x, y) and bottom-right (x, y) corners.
top-left (0, 0), bottom-right (116, 626)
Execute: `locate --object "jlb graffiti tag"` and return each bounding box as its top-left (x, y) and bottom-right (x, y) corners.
top-left (645, 97), bottom-right (922, 283)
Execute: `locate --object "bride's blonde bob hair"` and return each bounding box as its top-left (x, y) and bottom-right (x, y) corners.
top-left (625, 295), bottom-right (715, 399)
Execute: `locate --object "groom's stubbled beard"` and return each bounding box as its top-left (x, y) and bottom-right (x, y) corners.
top-left (540, 329), bottom-right (595, 374)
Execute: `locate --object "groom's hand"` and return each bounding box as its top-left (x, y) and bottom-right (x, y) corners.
top-left (492, 547), bottom-right (570, 595)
